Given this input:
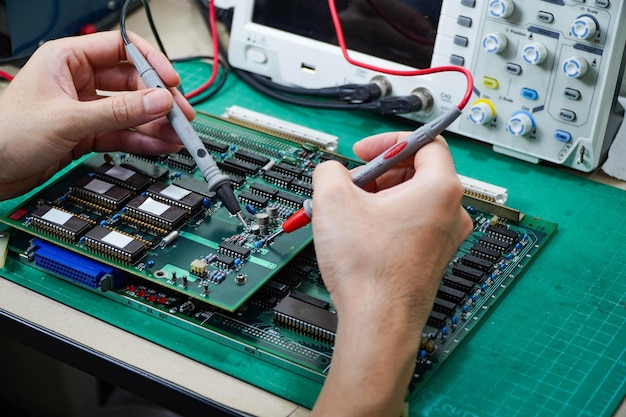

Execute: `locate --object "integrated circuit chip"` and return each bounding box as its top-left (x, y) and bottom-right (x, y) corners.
top-left (273, 296), bottom-right (337, 343)
top-left (71, 176), bottom-right (133, 211)
top-left (124, 195), bottom-right (188, 233)
top-left (145, 182), bottom-right (204, 215)
top-left (93, 163), bottom-right (152, 192)
top-left (218, 241), bottom-right (251, 259)
top-left (31, 205), bottom-right (92, 242)
top-left (83, 226), bottom-right (146, 264)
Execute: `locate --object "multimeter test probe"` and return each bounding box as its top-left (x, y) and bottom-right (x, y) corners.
top-left (120, 0), bottom-right (247, 229)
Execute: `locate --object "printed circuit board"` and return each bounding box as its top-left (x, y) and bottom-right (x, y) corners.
top-left (0, 112), bottom-right (557, 407)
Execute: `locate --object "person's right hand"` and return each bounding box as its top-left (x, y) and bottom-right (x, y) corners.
top-left (310, 133), bottom-right (472, 417)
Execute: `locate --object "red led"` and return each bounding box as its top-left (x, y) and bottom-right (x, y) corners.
top-left (127, 285), bottom-right (136, 293)
top-left (148, 294), bottom-right (157, 303)
top-left (157, 297), bottom-right (167, 304)
top-left (137, 290), bottom-right (146, 297)
top-left (9, 208), bottom-right (28, 221)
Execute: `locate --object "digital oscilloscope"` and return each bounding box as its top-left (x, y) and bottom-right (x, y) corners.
top-left (224, 0), bottom-right (626, 172)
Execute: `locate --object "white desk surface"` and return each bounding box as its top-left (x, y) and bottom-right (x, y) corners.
top-left (0, 1), bottom-right (625, 416)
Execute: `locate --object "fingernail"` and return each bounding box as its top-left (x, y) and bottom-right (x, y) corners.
top-left (143, 89), bottom-right (172, 115)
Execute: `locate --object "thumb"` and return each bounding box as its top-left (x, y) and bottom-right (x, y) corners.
top-left (312, 160), bottom-right (356, 202)
top-left (71, 88), bottom-right (174, 136)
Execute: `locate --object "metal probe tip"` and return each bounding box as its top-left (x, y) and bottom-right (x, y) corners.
top-left (236, 212), bottom-right (248, 230)
top-left (264, 228), bottom-right (285, 245)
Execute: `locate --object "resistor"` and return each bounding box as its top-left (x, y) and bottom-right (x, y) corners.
top-left (206, 253), bottom-right (218, 263)
top-left (161, 230), bottom-right (180, 247)
top-left (262, 160), bottom-right (275, 172)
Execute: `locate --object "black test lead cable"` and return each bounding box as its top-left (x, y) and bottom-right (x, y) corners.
top-left (120, 0), bottom-right (247, 229)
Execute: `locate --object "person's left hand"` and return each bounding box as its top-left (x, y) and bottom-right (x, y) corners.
top-left (0, 31), bottom-right (193, 200)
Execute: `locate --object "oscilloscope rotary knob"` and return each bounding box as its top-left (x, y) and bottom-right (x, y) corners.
top-left (488, 0), bottom-right (515, 19)
top-left (562, 56), bottom-right (589, 79)
top-left (507, 111), bottom-right (535, 136)
top-left (570, 15), bottom-right (599, 41)
top-left (468, 100), bottom-right (496, 125)
top-left (482, 33), bottom-right (508, 54)
top-left (522, 42), bottom-right (548, 65)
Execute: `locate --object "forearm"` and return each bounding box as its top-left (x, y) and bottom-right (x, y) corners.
top-left (312, 300), bottom-right (423, 417)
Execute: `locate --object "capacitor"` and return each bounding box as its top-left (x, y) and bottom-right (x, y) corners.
top-left (146, 260), bottom-right (155, 268)
top-left (246, 204), bottom-right (257, 215)
top-left (441, 326), bottom-right (448, 337)
top-left (266, 206), bottom-right (278, 219)
top-left (203, 197), bottom-right (211, 208)
top-left (162, 230), bottom-right (180, 247)
top-left (99, 220), bottom-right (107, 227)
top-left (281, 155), bottom-right (298, 165)
top-left (255, 213), bottom-right (270, 227)
top-left (419, 350), bottom-right (428, 361)
top-left (181, 275), bottom-right (188, 288)
top-left (250, 225), bottom-right (261, 236)
top-left (451, 316), bottom-right (458, 326)
top-left (234, 258), bottom-right (242, 267)
top-left (465, 205), bottom-right (477, 215)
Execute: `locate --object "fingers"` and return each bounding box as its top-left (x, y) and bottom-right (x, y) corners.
top-left (353, 131), bottom-right (410, 162)
top-left (88, 129), bottom-right (184, 156)
top-left (68, 88), bottom-right (174, 138)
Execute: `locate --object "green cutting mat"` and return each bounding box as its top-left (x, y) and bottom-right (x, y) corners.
top-left (177, 61), bottom-right (626, 416)
top-left (0, 60), bottom-right (623, 416)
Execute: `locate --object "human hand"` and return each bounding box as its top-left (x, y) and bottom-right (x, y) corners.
top-left (0, 31), bottom-right (193, 200)
top-left (310, 133), bottom-right (472, 416)
top-left (313, 133), bottom-right (472, 326)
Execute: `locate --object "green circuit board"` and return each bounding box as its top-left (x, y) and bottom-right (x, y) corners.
top-left (0, 112), bottom-right (558, 405)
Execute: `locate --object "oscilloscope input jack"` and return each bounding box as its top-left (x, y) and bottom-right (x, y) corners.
top-left (410, 87), bottom-right (435, 116)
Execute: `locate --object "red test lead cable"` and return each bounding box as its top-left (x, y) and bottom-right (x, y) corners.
top-left (267, 0), bottom-right (475, 240)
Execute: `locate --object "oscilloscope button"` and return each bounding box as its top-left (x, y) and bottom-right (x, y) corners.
top-left (537, 12), bottom-right (554, 24)
top-left (461, 0), bottom-right (476, 7)
top-left (594, 0), bottom-right (610, 8)
top-left (564, 88), bottom-right (582, 101)
top-left (554, 130), bottom-right (573, 143)
top-left (520, 88), bottom-right (539, 101)
top-left (559, 110), bottom-right (577, 123)
top-left (505, 63), bottom-right (522, 75)
top-left (457, 16), bottom-right (473, 28)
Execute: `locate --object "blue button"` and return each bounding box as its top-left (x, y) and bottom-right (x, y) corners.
top-left (554, 130), bottom-right (572, 143)
top-left (521, 88), bottom-right (539, 100)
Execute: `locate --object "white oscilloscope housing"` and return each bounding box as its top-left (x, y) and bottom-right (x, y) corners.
top-left (224, 0), bottom-right (626, 172)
